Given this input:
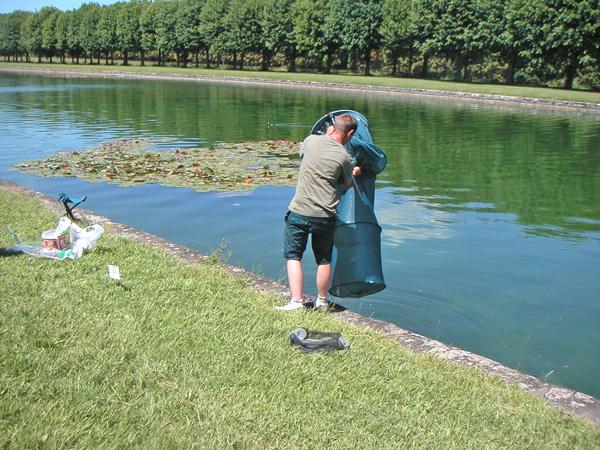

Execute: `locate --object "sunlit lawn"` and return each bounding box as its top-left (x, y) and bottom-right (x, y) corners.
top-left (1, 189), bottom-right (599, 449)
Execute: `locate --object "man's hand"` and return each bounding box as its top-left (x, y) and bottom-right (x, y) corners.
top-left (344, 166), bottom-right (362, 191)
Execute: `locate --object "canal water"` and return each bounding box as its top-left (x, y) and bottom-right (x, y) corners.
top-left (1, 70), bottom-right (599, 398)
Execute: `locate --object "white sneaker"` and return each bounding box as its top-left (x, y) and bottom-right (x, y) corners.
top-left (314, 297), bottom-right (329, 310)
top-left (276, 300), bottom-right (306, 311)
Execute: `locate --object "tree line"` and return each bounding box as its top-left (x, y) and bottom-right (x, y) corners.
top-left (1, 0), bottom-right (599, 90)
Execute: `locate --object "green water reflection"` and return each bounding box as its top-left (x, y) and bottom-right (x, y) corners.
top-left (374, 104), bottom-right (600, 239)
top-left (10, 73), bottom-right (600, 240)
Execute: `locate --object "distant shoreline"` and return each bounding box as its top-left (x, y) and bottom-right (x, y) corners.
top-left (2, 65), bottom-right (600, 114)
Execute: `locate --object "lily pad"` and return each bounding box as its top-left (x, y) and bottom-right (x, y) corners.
top-left (11, 138), bottom-right (301, 193)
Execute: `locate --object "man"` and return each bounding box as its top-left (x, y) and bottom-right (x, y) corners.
top-left (277, 113), bottom-right (361, 311)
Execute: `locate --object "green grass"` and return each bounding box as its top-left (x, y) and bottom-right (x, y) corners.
top-left (3, 61), bottom-right (600, 106)
top-left (1, 189), bottom-right (599, 449)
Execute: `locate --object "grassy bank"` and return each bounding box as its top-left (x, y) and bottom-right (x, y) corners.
top-left (3, 61), bottom-right (600, 106)
top-left (1, 189), bottom-right (599, 449)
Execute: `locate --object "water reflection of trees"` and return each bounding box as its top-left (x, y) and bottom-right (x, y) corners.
top-left (9, 72), bottom-right (600, 240)
top-left (376, 105), bottom-right (600, 240)
top-left (14, 74), bottom-right (326, 144)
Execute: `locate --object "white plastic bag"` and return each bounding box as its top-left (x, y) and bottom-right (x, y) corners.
top-left (69, 223), bottom-right (104, 258)
top-left (70, 223), bottom-right (104, 246)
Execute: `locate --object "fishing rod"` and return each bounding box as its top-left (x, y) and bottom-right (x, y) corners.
top-left (352, 176), bottom-right (365, 203)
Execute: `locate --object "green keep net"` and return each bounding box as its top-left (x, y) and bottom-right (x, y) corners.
top-left (311, 110), bottom-right (387, 298)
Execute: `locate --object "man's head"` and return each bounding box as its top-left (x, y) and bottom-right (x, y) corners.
top-left (326, 113), bottom-right (357, 145)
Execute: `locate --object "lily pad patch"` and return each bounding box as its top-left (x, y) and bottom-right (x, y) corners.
top-left (12, 138), bottom-right (301, 193)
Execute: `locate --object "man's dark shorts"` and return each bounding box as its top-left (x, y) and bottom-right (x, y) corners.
top-left (284, 211), bottom-right (336, 265)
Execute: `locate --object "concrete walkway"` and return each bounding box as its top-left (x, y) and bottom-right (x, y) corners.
top-left (2, 177), bottom-right (599, 426)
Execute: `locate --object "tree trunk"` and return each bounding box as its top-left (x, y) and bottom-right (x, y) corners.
top-left (261, 49), bottom-right (271, 71)
top-left (564, 62), bottom-right (577, 89)
top-left (454, 55), bottom-right (463, 81)
top-left (364, 50), bottom-right (372, 76)
top-left (324, 54), bottom-right (333, 74)
top-left (340, 50), bottom-right (348, 70)
top-left (288, 55), bottom-right (296, 72)
top-left (350, 52), bottom-right (358, 73)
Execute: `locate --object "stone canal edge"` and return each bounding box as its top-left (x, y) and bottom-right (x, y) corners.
top-left (2, 178), bottom-right (599, 426)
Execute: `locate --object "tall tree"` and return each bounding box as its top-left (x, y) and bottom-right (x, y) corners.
top-left (97, 2), bottom-right (120, 64)
top-left (326, 0), bottom-right (383, 75)
top-left (41, 7), bottom-right (60, 62)
top-left (199, 0), bottom-right (230, 68)
top-left (22, 8), bottom-right (59, 62)
top-left (154, 1), bottom-right (184, 66)
top-left (412, 0), bottom-right (486, 81)
top-left (260, 0), bottom-right (296, 71)
top-left (175, 0), bottom-right (206, 68)
top-left (54, 10), bottom-right (70, 63)
top-left (116, 0), bottom-right (145, 65)
top-left (66, 6), bottom-right (86, 63)
top-left (381, 0), bottom-right (416, 75)
top-left (139, 1), bottom-right (158, 66)
top-left (535, 0), bottom-right (600, 89)
top-left (411, 0), bottom-right (439, 77)
top-left (578, 0), bottom-right (600, 89)
top-left (483, 0), bottom-right (538, 84)
top-left (0, 11), bottom-right (31, 61)
top-left (78, 3), bottom-right (103, 64)
top-left (294, 0), bottom-right (334, 72)
top-left (222, 0), bottom-right (263, 69)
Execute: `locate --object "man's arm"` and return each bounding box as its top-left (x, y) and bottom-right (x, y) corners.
top-left (343, 166), bottom-right (362, 191)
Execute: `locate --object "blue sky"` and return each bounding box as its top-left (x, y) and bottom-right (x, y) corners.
top-left (0, 0), bottom-right (120, 14)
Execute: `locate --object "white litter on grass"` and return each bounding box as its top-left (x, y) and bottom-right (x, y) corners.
top-left (108, 264), bottom-right (120, 281)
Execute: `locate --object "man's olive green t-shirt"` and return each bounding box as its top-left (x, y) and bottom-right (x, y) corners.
top-left (288, 134), bottom-right (353, 218)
